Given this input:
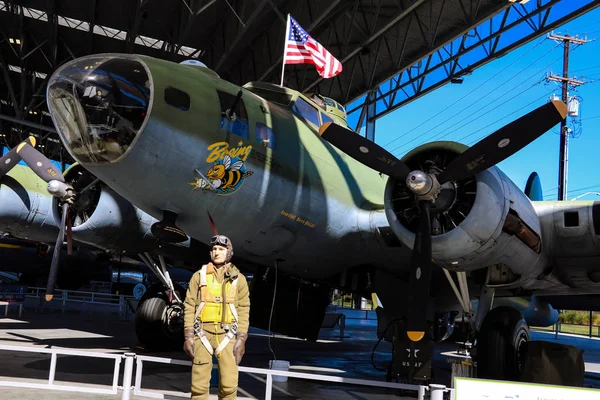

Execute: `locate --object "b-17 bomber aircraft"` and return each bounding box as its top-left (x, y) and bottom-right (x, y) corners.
top-left (1, 53), bottom-right (599, 384)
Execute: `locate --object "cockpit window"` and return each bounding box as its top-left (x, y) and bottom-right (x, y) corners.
top-left (245, 87), bottom-right (293, 107)
top-left (217, 90), bottom-right (249, 139)
top-left (164, 87), bottom-right (190, 111)
top-left (321, 112), bottom-right (333, 125)
top-left (47, 56), bottom-right (151, 164)
top-left (292, 97), bottom-right (320, 127)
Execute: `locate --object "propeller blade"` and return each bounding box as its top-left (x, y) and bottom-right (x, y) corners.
top-left (66, 211), bottom-right (73, 255)
top-left (406, 201), bottom-right (433, 342)
top-left (318, 122), bottom-right (411, 181)
top-left (0, 136), bottom-right (36, 179)
top-left (46, 202), bottom-right (69, 301)
top-left (437, 100), bottom-right (567, 184)
top-left (0, 148), bottom-right (21, 179)
top-left (16, 142), bottom-right (65, 183)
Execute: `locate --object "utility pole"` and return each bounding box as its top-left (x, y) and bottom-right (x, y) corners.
top-left (546, 33), bottom-right (589, 201)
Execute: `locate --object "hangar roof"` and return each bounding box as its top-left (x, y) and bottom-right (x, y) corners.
top-left (0, 0), bottom-right (598, 161)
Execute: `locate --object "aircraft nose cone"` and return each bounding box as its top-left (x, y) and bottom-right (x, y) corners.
top-left (406, 170), bottom-right (433, 195)
top-left (46, 54), bottom-right (152, 164)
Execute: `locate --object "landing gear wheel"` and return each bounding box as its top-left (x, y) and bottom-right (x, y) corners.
top-left (135, 283), bottom-right (185, 351)
top-left (476, 306), bottom-right (530, 381)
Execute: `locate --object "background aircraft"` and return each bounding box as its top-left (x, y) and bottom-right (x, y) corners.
top-left (1, 53), bottom-right (598, 385)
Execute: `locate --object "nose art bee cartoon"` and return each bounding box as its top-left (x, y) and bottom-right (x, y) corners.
top-left (190, 154), bottom-right (254, 195)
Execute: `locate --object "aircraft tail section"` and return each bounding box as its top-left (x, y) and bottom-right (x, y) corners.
top-left (525, 172), bottom-right (543, 201)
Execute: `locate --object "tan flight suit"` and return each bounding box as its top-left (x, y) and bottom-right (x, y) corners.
top-left (183, 262), bottom-right (250, 400)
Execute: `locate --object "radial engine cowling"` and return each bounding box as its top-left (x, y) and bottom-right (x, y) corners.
top-left (384, 142), bottom-right (545, 288)
top-left (53, 165), bottom-right (189, 253)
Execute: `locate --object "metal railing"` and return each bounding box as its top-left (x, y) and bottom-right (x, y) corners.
top-left (0, 344), bottom-right (124, 395)
top-left (132, 354), bottom-right (452, 400)
top-left (0, 344), bottom-right (455, 400)
top-left (0, 301), bottom-right (23, 318)
top-left (6, 286), bottom-right (139, 319)
top-left (26, 286), bottom-right (124, 307)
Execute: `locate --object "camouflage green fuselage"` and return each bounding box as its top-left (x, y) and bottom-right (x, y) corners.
top-left (47, 54), bottom-right (406, 279)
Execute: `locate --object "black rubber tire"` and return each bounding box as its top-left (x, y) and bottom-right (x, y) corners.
top-left (477, 306), bottom-right (530, 381)
top-left (134, 284), bottom-right (185, 351)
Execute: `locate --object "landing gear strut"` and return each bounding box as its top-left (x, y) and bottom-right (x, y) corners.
top-left (135, 252), bottom-right (186, 351)
top-left (135, 283), bottom-right (185, 351)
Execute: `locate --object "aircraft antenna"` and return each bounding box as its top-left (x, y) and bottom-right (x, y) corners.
top-left (206, 211), bottom-right (218, 236)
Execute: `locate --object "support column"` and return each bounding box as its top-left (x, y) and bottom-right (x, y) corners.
top-left (365, 90), bottom-right (376, 142)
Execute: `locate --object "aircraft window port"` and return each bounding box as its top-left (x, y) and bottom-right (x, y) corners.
top-left (564, 211), bottom-right (579, 227)
top-left (321, 112), bottom-right (334, 125)
top-left (218, 90), bottom-right (249, 139)
top-left (292, 97), bottom-right (320, 128)
top-left (164, 87), bottom-right (190, 111)
top-left (246, 87), bottom-right (293, 107)
top-left (255, 122), bottom-right (275, 149)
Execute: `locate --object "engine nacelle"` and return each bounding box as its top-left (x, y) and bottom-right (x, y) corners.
top-left (384, 142), bottom-right (545, 289)
top-left (53, 165), bottom-right (193, 256)
top-left (0, 166), bottom-right (59, 243)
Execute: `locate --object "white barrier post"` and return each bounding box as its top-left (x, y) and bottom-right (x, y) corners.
top-left (48, 352), bottom-right (58, 385)
top-left (265, 373), bottom-right (273, 400)
top-left (429, 384), bottom-right (446, 400)
top-left (121, 352), bottom-right (136, 400)
top-left (418, 385), bottom-right (427, 400)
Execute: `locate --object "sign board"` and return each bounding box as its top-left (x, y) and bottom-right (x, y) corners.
top-left (454, 377), bottom-right (600, 400)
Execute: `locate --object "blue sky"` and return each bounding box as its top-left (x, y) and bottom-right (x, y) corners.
top-left (369, 6), bottom-right (600, 201)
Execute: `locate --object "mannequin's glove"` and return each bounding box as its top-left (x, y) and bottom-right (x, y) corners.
top-left (233, 332), bottom-right (248, 365)
top-left (183, 328), bottom-right (195, 359)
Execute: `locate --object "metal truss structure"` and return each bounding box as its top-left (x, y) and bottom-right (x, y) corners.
top-left (348, 0), bottom-right (600, 139)
top-left (0, 0), bottom-right (599, 161)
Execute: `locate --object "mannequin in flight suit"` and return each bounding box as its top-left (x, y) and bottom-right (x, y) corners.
top-left (183, 235), bottom-right (250, 399)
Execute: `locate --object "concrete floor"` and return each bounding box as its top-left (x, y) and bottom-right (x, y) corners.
top-left (0, 305), bottom-right (415, 399)
top-left (0, 303), bottom-right (599, 399)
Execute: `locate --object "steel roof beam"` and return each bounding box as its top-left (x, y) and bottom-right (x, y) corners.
top-left (0, 51), bottom-right (21, 118)
top-left (346, 0), bottom-right (600, 130)
top-left (303, 0), bottom-right (428, 93)
top-left (215, 0), bottom-right (270, 72)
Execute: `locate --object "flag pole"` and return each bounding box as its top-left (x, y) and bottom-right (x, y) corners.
top-left (280, 14), bottom-right (290, 87)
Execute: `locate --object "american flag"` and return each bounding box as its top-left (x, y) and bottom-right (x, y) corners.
top-left (284, 15), bottom-right (342, 79)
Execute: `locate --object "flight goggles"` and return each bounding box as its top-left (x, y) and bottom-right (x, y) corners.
top-left (211, 236), bottom-right (230, 246)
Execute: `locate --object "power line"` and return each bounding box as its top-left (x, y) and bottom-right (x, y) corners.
top-left (396, 80), bottom-right (547, 155)
top-left (573, 19), bottom-right (600, 32)
top-left (380, 38), bottom-right (547, 149)
top-left (580, 115), bottom-right (600, 120)
top-left (570, 65), bottom-right (600, 73)
top-left (389, 45), bottom-right (564, 155)
top-left (464, 91), bottom-right (555, 145)
top-left (544, 183), bottom-right (600, 198)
